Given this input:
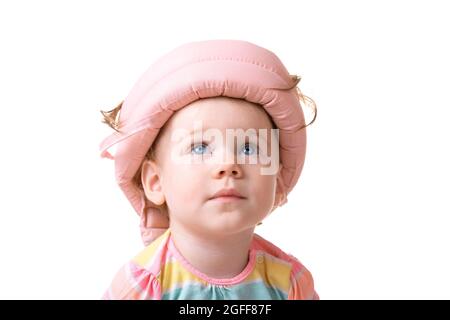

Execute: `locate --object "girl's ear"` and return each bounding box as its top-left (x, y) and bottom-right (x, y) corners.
top-left (141, 159), bottom-right (166, 206)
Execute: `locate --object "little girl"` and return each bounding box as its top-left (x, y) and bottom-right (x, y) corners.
top-left (99, 39), bottom-right (318, 300)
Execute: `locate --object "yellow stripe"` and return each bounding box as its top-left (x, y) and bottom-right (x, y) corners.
top-left (160, 260), bottom-right (207, 292)
top-left (131, 230), bottom-right (170, 267)
top-left (248, 253), bottom-right (292, 292)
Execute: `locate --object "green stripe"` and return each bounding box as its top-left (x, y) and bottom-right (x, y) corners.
top-left (162, 280), bottom-right (288, 300)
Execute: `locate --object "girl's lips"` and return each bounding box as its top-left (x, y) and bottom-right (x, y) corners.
top-left (210, 196), bottom-right (245, 203)
top-left (210, 188), bottom-right (245, 199)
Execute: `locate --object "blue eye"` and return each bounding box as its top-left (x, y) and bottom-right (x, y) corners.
top-left (242, 143), bottom-right (258, 156)
top-left (190, 142), bottom-right (209, 155)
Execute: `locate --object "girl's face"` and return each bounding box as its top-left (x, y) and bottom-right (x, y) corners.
top-left (141, 97), bottom-right (281, 238)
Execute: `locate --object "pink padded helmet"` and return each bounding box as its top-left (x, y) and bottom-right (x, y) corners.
top-left (99, 40), bottom-right (313, 246)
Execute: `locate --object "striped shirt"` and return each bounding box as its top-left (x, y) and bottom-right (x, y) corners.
top-left (103, 229), bottom-right (318, 300)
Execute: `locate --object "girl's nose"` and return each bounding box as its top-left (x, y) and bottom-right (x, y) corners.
top-left (212, 161), bottom-right (243, 179)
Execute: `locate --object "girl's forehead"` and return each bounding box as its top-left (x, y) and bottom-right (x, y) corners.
top-left (165, 119), bottom-right (274, 141)
top-left (166, 98), bottom-right (274, 132)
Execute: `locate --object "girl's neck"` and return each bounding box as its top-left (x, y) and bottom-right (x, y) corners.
top-left (170, 225), bottom-right (255, 279)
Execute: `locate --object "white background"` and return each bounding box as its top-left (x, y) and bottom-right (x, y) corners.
top-left (0, 0), bottom-right (449, 299)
